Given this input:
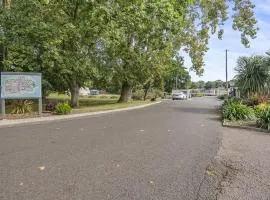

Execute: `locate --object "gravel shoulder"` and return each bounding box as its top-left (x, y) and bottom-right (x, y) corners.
top-left (200, 126), bottom-right (270, 200)
top-left (215, 128), bottom-right (270, 200)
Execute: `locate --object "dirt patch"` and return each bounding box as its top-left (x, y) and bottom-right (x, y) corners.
top-left (196, 158), bottom-right (239, 200)
top-left (201, 128), bottom-right (270, 200)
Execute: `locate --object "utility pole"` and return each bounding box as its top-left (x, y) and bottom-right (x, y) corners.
top-left (225, 49), bottom-right (229, 96)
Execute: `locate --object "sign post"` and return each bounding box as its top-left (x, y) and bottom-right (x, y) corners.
top-left (0, 71), bottom-right (2, 120)
top-left (0, 72), bottom-right (42, 118)
top-left (1, 98), bottom-right (5, 118)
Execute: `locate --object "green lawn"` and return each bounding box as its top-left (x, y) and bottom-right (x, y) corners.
top-left (5, 93), bottom-right (151, 115)
top-left (71, 100), bottom-right (150, 114)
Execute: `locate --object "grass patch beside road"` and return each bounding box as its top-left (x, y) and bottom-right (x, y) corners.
top-left (5, 93), bottom-right (152, 118)
top-left (72, 100), bottom-right (151, 114)
top-left (47, 93), bottom-right (153, 114)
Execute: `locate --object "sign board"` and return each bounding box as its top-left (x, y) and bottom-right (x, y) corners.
top-left (1, 72), bottom-right (41, 99)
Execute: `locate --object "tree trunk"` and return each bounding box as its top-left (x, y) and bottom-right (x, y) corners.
top-left (143, 88), bottom-right (149, 101)
top-left (118, 81), bottom-right (132, 103)
top-left (70, 80), bottom-right (79, 108)
top-left (2, 0), bottom-right (11, 8)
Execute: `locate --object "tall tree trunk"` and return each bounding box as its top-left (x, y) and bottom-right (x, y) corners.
top-left (143, 88), bottom-right (149, 101)
top-left (0, 0), bottom-right (10, 119)
top-left (70, 80), bottom-right (79, 108)
top-left (118, 81), bottom-right (132, 103)
top-left (0, 47), bottom-right (3, 119)
top-left (2, 0), bottom-right (11, 8)
top-left (143, 83), bottom-right (151, 101)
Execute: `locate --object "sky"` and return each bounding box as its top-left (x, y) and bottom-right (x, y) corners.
top-left (186, 0), bottom-right (270, 82)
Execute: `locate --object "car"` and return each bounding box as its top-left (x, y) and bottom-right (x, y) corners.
top-left (172, 92), bottom-right (187, 100)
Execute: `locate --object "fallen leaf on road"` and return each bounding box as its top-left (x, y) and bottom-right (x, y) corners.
top-left (38, 166), bottom-right (45, 171)
top-left (206, 170), bottom-right (214, 176)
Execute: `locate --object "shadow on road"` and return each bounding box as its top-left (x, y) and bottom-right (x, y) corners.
top-left (174, 107), bottom-right (219, 115)
top-left (208, 116), bottom-right (221, 121)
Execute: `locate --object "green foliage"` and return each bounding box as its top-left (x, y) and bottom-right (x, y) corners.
top-left (0, 0), bottom-right (258, 104)
top-left (55, 102), bottom-right (72, 115)
top-left (11, 100), bottom-right (33, 114)
top-left (151, 89), bottom-right (164, 99)
top-left (221, 100), bottom-right (255, 121)
top-left (254, 103), bottom-right (268, 118)
top-left (163, 57), bottom-right (191, 93)
top-left (205, 81), bottom-right (216, 89)
top-left (45, 100), bottom-right (58, 112)
top-left (99, 95), bottom-right (109, 99)
top-left (132, 88), bottom-right (163, 100)
top-left (235, 56), bottom-right (270, 97)
top-left (132, 89), bottom-right (144, 100)
top-left (191, 81), bottom-right (205, 89)
top-left (255, 105), bottom-right (270, 131)
top-left (246, 94), bottom-right (269, 106)
top-left (110, 96), bottom-right (118, 99)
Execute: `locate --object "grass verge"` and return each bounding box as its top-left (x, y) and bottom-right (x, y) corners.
top-left (4, 93), bottom-right (154, 119)
top-left (71, 100), bottom-right (151, 114)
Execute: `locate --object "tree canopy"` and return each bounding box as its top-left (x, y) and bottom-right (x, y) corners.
top-left (0, 0), bottom-right (258, 104)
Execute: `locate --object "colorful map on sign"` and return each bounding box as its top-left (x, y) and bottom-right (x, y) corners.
top-left (1, 74), bottom-right (41, 99)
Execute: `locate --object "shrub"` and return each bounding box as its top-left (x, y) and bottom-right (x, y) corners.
top-left (11, 100), bottom-right (33, 114)
top-left (254, 103), bottom-right (268, 118)
top-left (247, 94), bottom-right (268, 107)
top-left (152, 89), bottom-right (164, 99)
top-left (228, 96), bottom-right (243, 104)
top-left (221, 100), bottom-right (255, 121)
top-left (45, 100), bottom-right (58, 112)
top-left (132, 89), bottom-right (144, 100)
top-left (256, 105), bottom-right (270, 131)
top-left (218, 94), bottom-right (228, 100)
top-left (55, 102), bottom-right (72, 115)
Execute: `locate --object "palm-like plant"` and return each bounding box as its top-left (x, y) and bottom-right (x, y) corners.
top-left (235, 56), bottom-right (270, 97)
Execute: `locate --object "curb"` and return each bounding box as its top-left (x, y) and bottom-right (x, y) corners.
top-left (0, 101), bottom-right (162, 128)
top-left (222, 120), bottom-right (269, 134)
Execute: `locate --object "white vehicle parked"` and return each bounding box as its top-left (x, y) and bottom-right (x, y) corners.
top-left (172, 92), bottom-right (187, 100)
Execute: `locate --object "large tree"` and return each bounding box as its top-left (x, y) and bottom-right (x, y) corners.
top-left (0, 0), bottom-right (110, 107)
top-left (98, 0), bottom-right (258, 102)
top-left (0, 0), bottom-right (258, 104)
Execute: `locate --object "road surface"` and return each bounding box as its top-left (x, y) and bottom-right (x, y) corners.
top-left (0, 97), bottom-right (222, 200)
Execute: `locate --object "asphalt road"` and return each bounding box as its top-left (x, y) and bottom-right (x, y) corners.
top-left (0, 97), bottom-right (222, 200)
